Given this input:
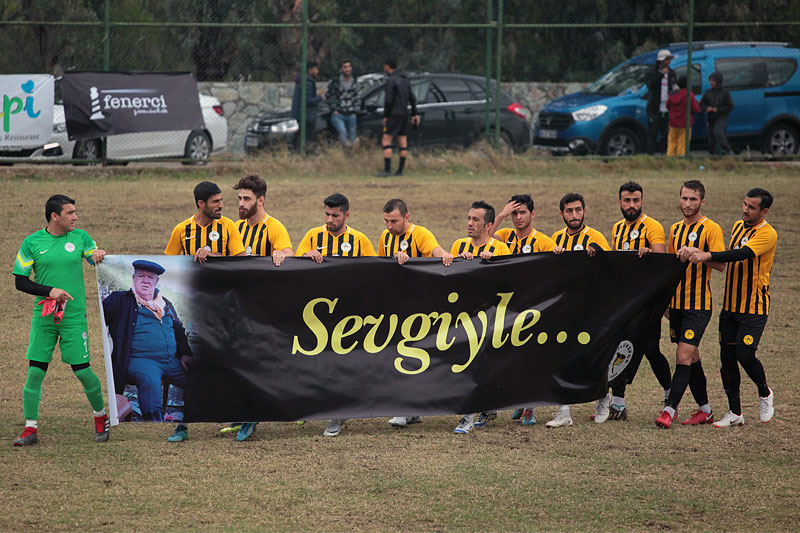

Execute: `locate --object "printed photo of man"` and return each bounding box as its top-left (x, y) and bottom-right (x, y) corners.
top-left (102, 260), bottom-right (193, 423)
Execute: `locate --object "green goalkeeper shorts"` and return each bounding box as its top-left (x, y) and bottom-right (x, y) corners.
top-left (26, 321), bottom-right (91, 365)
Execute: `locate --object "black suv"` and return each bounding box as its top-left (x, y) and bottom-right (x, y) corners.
top-left (245, 73), bottom-right (531, 152)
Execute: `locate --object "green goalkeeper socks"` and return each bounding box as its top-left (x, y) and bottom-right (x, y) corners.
top-left (73, 367), bottom-right (105, 412)
top-left (22, 365), bottom-right (47, 420)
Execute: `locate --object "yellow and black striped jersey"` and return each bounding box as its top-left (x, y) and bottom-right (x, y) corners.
top-left (165, 215), bottom-right (245, 256)
top-left (450, 237), bottom-right (511, 257)
top-left (611, 214), bottom-right (666, 251)
top-left (722, 219), bottom-right (777, 315)
top-left (236, 213), bottom-right (293, 257)
top-left (668, 216), bottom-right (725, 311)
top-left (295, 225), bottom-right (376, 257)
top-left (378, 224), bottom-right (440, 257)
top-left (551, 226), bottom-right (611, 251)
top-left (495, 227), bottom-right (556, 254)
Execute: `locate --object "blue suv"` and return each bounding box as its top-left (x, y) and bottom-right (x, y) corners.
top-left (534, 42), bottom-right (800, 156)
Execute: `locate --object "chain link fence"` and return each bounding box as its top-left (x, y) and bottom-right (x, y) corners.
top-left (1, 0), bottom-right (799, 163)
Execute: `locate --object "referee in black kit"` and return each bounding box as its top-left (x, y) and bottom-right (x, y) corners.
top-left (376, 57), bottom-right (420, 177)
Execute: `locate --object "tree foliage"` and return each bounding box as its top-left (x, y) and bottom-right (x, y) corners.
top-left (1, 0), bottom-right (798, 81)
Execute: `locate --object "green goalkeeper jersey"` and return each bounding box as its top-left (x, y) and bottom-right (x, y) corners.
top-left (13, 228), bottom-right (97, 325)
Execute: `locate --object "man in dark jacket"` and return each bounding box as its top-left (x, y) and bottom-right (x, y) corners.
top-left (645, 49), bottom-right (678, 155)
top-left (700, 71), bottom-right (734, 155)
top-left (326, 59), bottom-right (360, 148)
top-left (291, 61), bottom-right (325, 149)
top-left (102, 260), bottom-right (192, 423)
top-left (377, 57), bottom-right (419, 177)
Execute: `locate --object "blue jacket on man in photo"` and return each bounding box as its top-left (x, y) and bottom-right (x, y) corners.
top-left (103, 289), bottom-right (192, 393)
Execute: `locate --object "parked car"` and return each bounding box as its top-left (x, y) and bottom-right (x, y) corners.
top-left (0, 91), bottom-right (227, 164)
top-left (534, 41), bottom-right (800, 155)
top-left (245, 72), bottom-right (531, 152)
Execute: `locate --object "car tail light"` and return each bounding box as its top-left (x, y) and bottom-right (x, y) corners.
top-left (507, 102), bottom-right (527, 120)
top-left (212, 105), bottom-right (224, 117)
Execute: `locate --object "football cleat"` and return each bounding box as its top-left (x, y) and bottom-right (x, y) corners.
top-left (453, 417), bottom-right (474, 434)
top-left (594, 394), bottom-right (611, 424)
top-left (474, 411), bottom-right (497, 427)
top-left (236, 422), bottom-right (257, 442)
top-left (681, 410), bottom-right (714, 425)
top-left (545, 411), bottom-right (573, 428)
top-left (608, 404), bottom-right (627, 421)
top-left (655, 410), bottom-right (675, 429)
top-left (713, 411), bottom-right (745, 428)
top-left (759, 389), bottom-right (774, 423)
top-left (521, 409), bottom-right (536, 426)
top-left (13, 427), bottom-right (39, 447)
top-left (94, 414), bottom-right (110, 442)
top-left (219, 423), bottom-right (242, 434)
top-left (323, 419), bottom-right (342, 437)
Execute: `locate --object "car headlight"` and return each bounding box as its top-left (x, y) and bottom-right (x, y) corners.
top-left (271, 119), bottom-right (299, 133)
top-left (52, 122), bottom-right (67, 134)
top-left (572, 105), bottom-right (607, 122)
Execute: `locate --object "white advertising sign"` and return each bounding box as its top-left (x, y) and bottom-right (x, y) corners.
top-left (0, 74), bottom-right (54, 148)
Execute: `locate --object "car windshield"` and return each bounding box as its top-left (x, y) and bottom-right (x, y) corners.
top-left (584, 63), bottom-right (652, 95)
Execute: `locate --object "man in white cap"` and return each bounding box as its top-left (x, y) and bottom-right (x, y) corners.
top-left (645, 49), bottom-right (678, 155)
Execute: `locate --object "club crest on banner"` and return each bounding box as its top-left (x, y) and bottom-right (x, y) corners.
top-left (608, 340), bottom-right (634, 380)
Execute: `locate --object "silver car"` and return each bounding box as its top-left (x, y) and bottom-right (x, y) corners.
top-left (0, 93), bottom-right (227, 164)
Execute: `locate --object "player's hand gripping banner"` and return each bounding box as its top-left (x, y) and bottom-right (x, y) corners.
top-left (96, 253), bottom-right (684, 425)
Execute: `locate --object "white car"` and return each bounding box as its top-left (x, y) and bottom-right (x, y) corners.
top-left (0, 94), bottom-right (227, 164)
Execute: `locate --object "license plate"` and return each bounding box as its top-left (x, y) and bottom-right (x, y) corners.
top-left (245, 136), bottom-right (259, 147)
top-left (539, 129), bottom-right (557, 139)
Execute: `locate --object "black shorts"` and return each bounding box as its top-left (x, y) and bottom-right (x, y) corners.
top-left (718, 310), bottom-right (768, 349)
top-left (669, 309), bottom-right (712, 346)
top-left (384, 115), bottom-right (409, 137)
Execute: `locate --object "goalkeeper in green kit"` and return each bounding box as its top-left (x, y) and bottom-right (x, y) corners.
top-left (12, 194), bottom-right (109, 446)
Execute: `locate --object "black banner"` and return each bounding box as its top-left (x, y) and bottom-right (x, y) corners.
top-left (61, 72), bottom-right (204, 140)
top-left (184, 253), bottom-right (684, 423)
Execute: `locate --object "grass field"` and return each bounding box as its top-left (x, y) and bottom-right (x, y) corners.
top-left (1, 152), bottom-right (799, 531)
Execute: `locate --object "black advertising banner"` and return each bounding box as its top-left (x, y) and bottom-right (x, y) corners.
top-left (178, 253), bottom-right (684, 423)
top-left (61, 72), bottom-right (204, 140)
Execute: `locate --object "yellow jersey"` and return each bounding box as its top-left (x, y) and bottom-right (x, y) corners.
top-left (378, 223), bottom-right (441, 257)
top-left (295, 225), bottom-right (376, 257)
top-left (668, 216), bottom-right (725, 311)
top-left (722, 219), bottom-right (777, 315)
top-left (236, 213), bottom-right (292, 257)
top-left (495, 227), bottom-right (556, 254)
top-left (450, 237), bottom-right (511, 257)
top-left (611, 214), bottom-right (666, 251)
top-left (551, 225), bottom-right (611, 251)
top-left (165, 215), bottom-right (245, 256)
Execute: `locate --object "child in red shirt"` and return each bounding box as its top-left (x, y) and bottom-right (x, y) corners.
top-left (666, 76), bottom-right (700, 156)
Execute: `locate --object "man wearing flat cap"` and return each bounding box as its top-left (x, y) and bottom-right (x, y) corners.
top-left (646, 49), bottom-right (678, 155)
top-left (102, 260), bottom-right (193, 425)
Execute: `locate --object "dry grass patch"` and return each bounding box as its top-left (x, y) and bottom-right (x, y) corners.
top-left (1, 157), bottom-right (799, 531)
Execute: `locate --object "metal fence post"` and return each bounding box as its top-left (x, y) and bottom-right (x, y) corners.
top-left (485, 0), bottom-right (493, 142)
top-left (494, 0), bottom-right (503, 147)
top-left (102, 0), bottom-right (110, 165)
top-left (300, 0), bottom-right (309, 156)
top-left (684, 0), bottom-right (694, 159)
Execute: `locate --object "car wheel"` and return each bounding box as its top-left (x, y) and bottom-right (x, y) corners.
top-left (600, 127), bottom-right (640, 156)
top-left (183, 131), bottom-right (211, 165)
top-left (72, 139), bottom-right (101, 165)
top-left (762, 123), bottom-right (799, 155)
